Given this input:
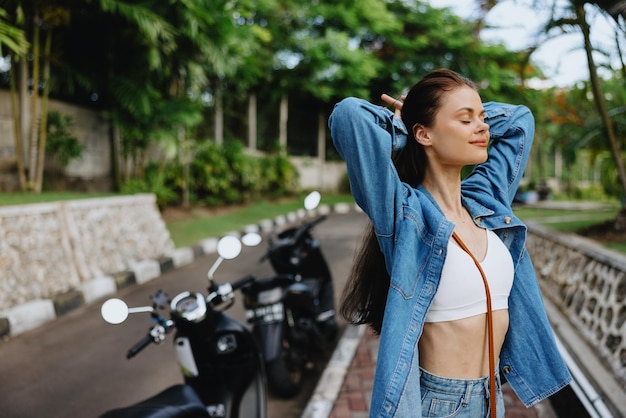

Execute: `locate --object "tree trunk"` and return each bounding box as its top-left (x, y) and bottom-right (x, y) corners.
top-left (615, 208), bottom-right (626, 232)
top-left (616, 31), bottom-right (626, 82)
top-left (576, 5), bottom-right (626, 210)
top-left (19, 55), bottom-right (29, 172)
top-left (214, 79), bottom-right (224, 144)
top-left (9, 54), bottom-right (27, 191)
top-left (34, 27), bottom-right (52, 193)
top-left (108, 116), bottom-right (121, 190)
top-left (27, 11), bottom-right (41, 191)
top-left (248, 92), bottom-right (257, 152)
top-left (279, 94), bottom-right (288, 152)
top-left (179, 125), bottom-right (190, 210)
top-left (317, 110), bottom-right (326, 189)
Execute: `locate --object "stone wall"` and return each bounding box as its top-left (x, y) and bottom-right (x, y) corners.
top-left (0, 194), bottom-right (175, 335)
top-left (527, 222), bottom-right (626, 390)
top-left (0, 90), bottom-right (112, 192)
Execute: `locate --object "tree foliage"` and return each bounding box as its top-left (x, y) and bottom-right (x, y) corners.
top-left (1, 0), bottom-right (623, 206)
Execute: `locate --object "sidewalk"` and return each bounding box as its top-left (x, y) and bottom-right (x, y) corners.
top-left (305, 325), bottom-right (558, 418)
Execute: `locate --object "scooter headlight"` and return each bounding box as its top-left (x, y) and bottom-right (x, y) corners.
top-left (216, 333), bottom-right (237, 354)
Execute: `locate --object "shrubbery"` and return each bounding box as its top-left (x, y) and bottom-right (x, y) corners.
top-left (121, 141), bottom-right (299, 208)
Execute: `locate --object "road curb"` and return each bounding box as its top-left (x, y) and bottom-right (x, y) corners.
top-left (301, 324), bottom-right (365, 418)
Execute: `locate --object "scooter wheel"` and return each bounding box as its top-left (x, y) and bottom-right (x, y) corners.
top-left (266, 353), bottom-right (304, 398)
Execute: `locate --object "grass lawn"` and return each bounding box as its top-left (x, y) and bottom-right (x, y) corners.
top-left (163, 194), bottom-right (356, 247)
top-left (513, 204), bottom-right (620, 233)
top-left (513, 202), bottom-right (626, 253)
top-left (0, 191), bottom-right (117, 205)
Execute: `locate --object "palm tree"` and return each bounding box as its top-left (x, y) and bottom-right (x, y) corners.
top-left (0, 5), bottom-right (29, 190)
top-left (475, 0), bottom-right (626, 225)
top-left (571, 3), bottom-right (626, 213)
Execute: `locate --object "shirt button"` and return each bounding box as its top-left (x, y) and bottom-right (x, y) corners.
top-left (504, 216), bottom-right (511, 224)
top-left (438, 248), bottom-right (443, 256)
top-left (503, 365), bottom-right (511, 374)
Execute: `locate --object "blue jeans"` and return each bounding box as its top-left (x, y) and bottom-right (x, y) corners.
top-left (420, 368), bottom-right (505, 418)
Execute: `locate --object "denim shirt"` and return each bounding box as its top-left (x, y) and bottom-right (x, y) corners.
top-left (329, 98), bottom-right (571, 418)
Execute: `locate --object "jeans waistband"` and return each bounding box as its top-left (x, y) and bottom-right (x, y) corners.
top-left (419, 367), bottom-right (500, 395)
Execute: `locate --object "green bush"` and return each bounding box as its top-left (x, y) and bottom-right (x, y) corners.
top-left (46, 111), bottom-right (84, 166)
top-left (121, 163), bottom-right (179, 208)
top-left (174, 140), bottom-right (299, 207)
top-left (259, 152), bottom-right (299, 198)
top-left (120, 140), bottom-right (300, 208)
top-left (599, 157), bottom-right (624, 201)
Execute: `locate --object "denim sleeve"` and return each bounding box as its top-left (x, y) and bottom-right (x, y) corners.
top-left (464, 102), bottom-right (535, 204)
top-left (329, 97), bottom-right (408, 236)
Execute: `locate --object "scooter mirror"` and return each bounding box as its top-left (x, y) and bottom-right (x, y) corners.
top-left (304, 191), bottom-right (321, 211)
top-left (217, 235), bottom-right (242, 260)
top-left (241, 232), bottom-right (262, 247)
top-left (101, 298), bottom-right (129, 324)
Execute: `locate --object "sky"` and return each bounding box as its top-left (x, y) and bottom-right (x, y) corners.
top-left (429, 0), bottom-right (622, 87)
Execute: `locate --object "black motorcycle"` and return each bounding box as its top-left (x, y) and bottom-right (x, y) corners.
top-left (240, 191), bottom-right (338, 398)
top-left (99, 233), bottom-right (267, 418)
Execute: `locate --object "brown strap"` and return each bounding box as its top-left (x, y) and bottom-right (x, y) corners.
top-left (452, 232), bottom-right (497, 418)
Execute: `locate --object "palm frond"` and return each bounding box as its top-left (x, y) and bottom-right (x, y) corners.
top-left (0, 8), bottom-right (29, 55)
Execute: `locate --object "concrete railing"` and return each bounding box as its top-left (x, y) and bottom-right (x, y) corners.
top-left (527, 222), bottom-right (626, 417)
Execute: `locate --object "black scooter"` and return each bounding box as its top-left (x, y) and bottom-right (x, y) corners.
top-left (99, 233), bottom-right (267, 418)
top-left (240, 191), bottom-right (338, 398)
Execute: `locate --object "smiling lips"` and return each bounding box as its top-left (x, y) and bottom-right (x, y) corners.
top-left (470, 139), bottom-right (488, 147)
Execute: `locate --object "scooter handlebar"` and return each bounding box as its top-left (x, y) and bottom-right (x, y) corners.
top-left (207, 275), bottom-right (256, 307)
top-left (296, 215), bottom-right (327, 239)
top-left (309, 214), bottom-right (327, 227)
top-left (263, 215), bottom-right (327, 259)
top-left (242, 274), bottom-right (295, 293)
top-left (126, 323), bottom-right (168, 359)
top-left (126, 334), bottom-right (154, 359)
top-left (232, 275), bottom-right (255, 291)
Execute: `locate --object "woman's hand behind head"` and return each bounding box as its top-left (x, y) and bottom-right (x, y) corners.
top-left (381, 93), bottom-right (405, 118)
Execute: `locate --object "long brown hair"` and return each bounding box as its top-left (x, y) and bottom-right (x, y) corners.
top-left (339, 69), bottom-right (478, 334)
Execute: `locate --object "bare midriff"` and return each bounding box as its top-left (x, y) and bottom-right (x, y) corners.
top-left (418, 309), bottom-right (509, 378)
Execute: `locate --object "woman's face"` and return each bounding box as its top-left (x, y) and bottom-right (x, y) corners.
top-left (417, 86), bottom-right (490, 168)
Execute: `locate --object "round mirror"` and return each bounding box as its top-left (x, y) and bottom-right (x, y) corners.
top-left (241, 232), bottom-right (262, 247)
top-left (304, 191), bottom-right (321, 211)
top-left (217, 235), bottom-right (242, 260)
top-left (101, 298), bottom-right (129, 324)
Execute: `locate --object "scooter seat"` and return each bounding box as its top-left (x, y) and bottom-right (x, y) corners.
top-left (100, 384), bottom-right (210, 418)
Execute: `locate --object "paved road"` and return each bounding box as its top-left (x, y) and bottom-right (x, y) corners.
top-left (0, 210), bottom-right (369, 418)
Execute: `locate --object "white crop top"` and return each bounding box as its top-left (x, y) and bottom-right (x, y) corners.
top-left (425, 229), bottom-right (514, 323)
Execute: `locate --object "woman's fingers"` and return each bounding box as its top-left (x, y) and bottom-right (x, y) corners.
top-left (381, 94), bottom-right (404, 118)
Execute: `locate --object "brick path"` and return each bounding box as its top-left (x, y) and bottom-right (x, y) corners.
top-left (328, 327), bottom-right (558, 418)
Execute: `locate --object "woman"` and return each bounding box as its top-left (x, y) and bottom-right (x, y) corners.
top-left (329, 69), bottom-right (571, 418)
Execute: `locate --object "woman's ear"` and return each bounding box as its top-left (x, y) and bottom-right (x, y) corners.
top-left (413, 124), bottom-right (431, 146)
